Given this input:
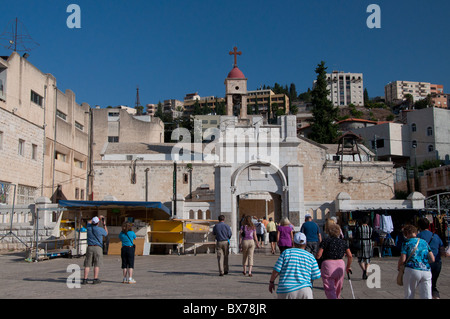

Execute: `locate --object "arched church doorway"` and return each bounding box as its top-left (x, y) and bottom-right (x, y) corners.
top-left (228, 161), bottom-right (288, 252)
top-left (237, 192), bottom-right (282, 226)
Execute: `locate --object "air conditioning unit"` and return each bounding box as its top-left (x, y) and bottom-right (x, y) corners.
top-left (126, 155), bottom-right (134, 161)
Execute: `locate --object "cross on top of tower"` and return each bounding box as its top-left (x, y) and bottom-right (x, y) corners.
top-left (229, 46), bottom-right (241, 67)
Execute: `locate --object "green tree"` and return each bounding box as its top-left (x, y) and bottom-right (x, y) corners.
top-left (309, 61), bottom-right (339, 144)
top-left (192, 100), bottom-right (202, 115)
top-left (414, 94), bottom-right (431, 109)
top-left (215, 99), bottom-right (226, 115)
top-left (289, 83), bottom-right (298, 102)
top-left (290, 104), bottom-right (298, 115)
top-left (298, 88), bottom-right (312, 102)
top-left (155, 101), bottom-right (163, 119)
top-left (364, 88), bottom-right (369, 105)
top-left (404, 94), bottom-right (414, 108)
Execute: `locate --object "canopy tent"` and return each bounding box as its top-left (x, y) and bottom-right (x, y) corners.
top-left (58, 200), bottom-right (172, 225)
top-left (59, 200), bottom-right (171, 214)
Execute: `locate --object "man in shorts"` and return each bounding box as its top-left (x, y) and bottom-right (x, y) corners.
top-left (82, 216), bottom-right (108, 284)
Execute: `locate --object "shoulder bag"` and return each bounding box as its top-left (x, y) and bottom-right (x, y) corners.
top-left (397, 239), bottom-right (420, 286)
top-left (124, 231), bottom-right (136, 251)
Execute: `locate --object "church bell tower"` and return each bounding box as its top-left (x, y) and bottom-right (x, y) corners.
top-left (225, 46), bottom-right (248, 119)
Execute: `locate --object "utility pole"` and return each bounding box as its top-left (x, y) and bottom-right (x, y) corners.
top-left (173, 161), bottom-right (177, 217)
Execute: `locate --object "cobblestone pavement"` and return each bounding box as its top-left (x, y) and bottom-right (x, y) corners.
top-left (0, 248), bottom-right (449, 301)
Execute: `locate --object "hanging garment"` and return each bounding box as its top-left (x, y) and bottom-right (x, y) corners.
top-left (381, 215), bottom-right (394, 234)
top-left (374, 214), bottom-right (381, 231)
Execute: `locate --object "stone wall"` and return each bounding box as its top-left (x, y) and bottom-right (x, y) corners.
top-left (93, 161), bottom-right (215, 203)
top-left (298, 137), bottom-right (395, 202)
top-left (0, 198), bottom-right (60, 251)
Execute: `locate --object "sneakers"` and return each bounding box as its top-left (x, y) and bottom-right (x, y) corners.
top-left (123, 277), bottom-right (136, 284)
top-left (82, 278), bottom-right (101, 285)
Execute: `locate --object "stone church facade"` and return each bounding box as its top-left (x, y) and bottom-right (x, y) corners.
top-left (91, 51), bottom-right (421, 252)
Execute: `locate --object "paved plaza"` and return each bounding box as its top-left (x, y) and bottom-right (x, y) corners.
top-left (0, 247), bottom-right (449, 301)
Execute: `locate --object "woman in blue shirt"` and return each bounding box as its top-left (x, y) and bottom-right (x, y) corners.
top-left (119, 222), bottom-right (137, 284)
top-left (398, 224), bottom-right (434, 299)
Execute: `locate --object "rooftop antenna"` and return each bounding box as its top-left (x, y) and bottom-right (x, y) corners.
top-left (0, 17), bottom-right (39, 53)
top-left (135, 86), bottom-right (141, 108)
top-left (135, 86), bottom-right (143, 115)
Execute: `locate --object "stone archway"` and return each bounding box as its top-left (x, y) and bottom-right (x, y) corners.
top-left (215, 159), bottom-right (304, 253)
top-left (229, 161), bottom-right (289, 252)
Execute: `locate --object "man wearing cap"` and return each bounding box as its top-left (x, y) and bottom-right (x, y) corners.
top-left (300, 214), bottom-right (322, 258)
top-left (269, 232), bottom-right (321, 299)
top-left (82, 215), bottom-right (108, 284)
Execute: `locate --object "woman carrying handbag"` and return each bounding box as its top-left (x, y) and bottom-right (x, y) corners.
top-left (397, 225), bottom-right (435, 299)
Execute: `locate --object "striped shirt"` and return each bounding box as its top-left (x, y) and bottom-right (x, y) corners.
top-left (273, 248), bottom-right (321, 294)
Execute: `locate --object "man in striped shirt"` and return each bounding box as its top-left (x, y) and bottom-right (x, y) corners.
top-left (269, 232), bottom-right (321, 299)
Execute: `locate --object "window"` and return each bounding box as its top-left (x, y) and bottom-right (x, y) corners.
top-left (80, 189), bottom-right (84, 200)
top-left (428, 145), bottom-right (434, 152)
top-left (55, 152), bottom-right (66, 162)
top-left (32, 144), bottom-right (37, 160)
top-left (56, 110), bottom-right (67, 121)
top-left (411, 123), bottom-right (417, 132)
top-left (183, 173), bottom-right (189, 184)
top-left (17, 185), bottom-right (37, 205)
top-left (412, 140), bottom-right (418, 148)
top-left (108, 136), bottom-right (119, 143)
top-left (18, 139), bottom-right (25, 156)
top-left (371, 139), bottom-right (385, 149)
top-left (74, 159), bottom-right (84, 169)
top-left (75, 121), bottom-right (84, 131)
top-left (75, 188), bottom-right (79, 199)
top-left (0, 181), bottom-right (11, 204)
top-left (427, 127), bottom-right (433, 136)
top-left (0, 131), bottom-right (3, 150)
top-left (30, 90), bottom-right (43, 106)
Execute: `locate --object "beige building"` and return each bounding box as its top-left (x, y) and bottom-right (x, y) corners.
top-left (384, 81), bottom-right (444, 105)
top-left (91, 107), bottom-right (164, 162)
top-left (314, 71), bottom-right (364, 107)
top-left (0, 52), bottom-right (89, 204)
top-left (247, 89), bottom-right (290, 118)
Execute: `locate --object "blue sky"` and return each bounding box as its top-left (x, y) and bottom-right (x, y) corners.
top-left (1, 0), bottom-right (449, 108)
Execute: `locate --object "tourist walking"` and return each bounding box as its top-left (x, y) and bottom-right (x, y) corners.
top-left (213, 215), bottom-right (232, 276)
top-left (300, 214), bottom-right (322, 257)
top-left (266, 217), bottom-right (277, 254)
top-left (316, 224), bottom-right (353, 299)
top-left (255, 219), bottom-right (266, 247)
top-left (269, 232), bottom-right (321, 299)
top-left (82, 216), bottom-right (108, 284)
top-left (398, 224), bottom-right (434, 299)
top-left (277, 217), bottom-right (294, 253)
top-left (417, 217), bottom-right (445, 299)
top-left (239, 215), bottom-right (260, 276)
top-left (119, 221), bottom-right (137, 284)
top-left (355, 216), bottom-right (373, 280)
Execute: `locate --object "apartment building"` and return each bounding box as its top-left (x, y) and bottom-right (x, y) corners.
top-left (0, 52), bottom-right (90, 203)
top-left (163, 99), bottom-right (184, 118)
top-left (430, 84), bottom-right (448, 109)
top-left (384, 81), bottom-right (446, 107)
top-left (181, 94), bottom-right (221, 116)
top-left (313, 71), bottom-right (364, 107)
top-left (247, 89), bottom-right (290, 117)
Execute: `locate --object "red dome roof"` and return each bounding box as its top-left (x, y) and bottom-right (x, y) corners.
top-left (227, 66), bottom-right (245, 79)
